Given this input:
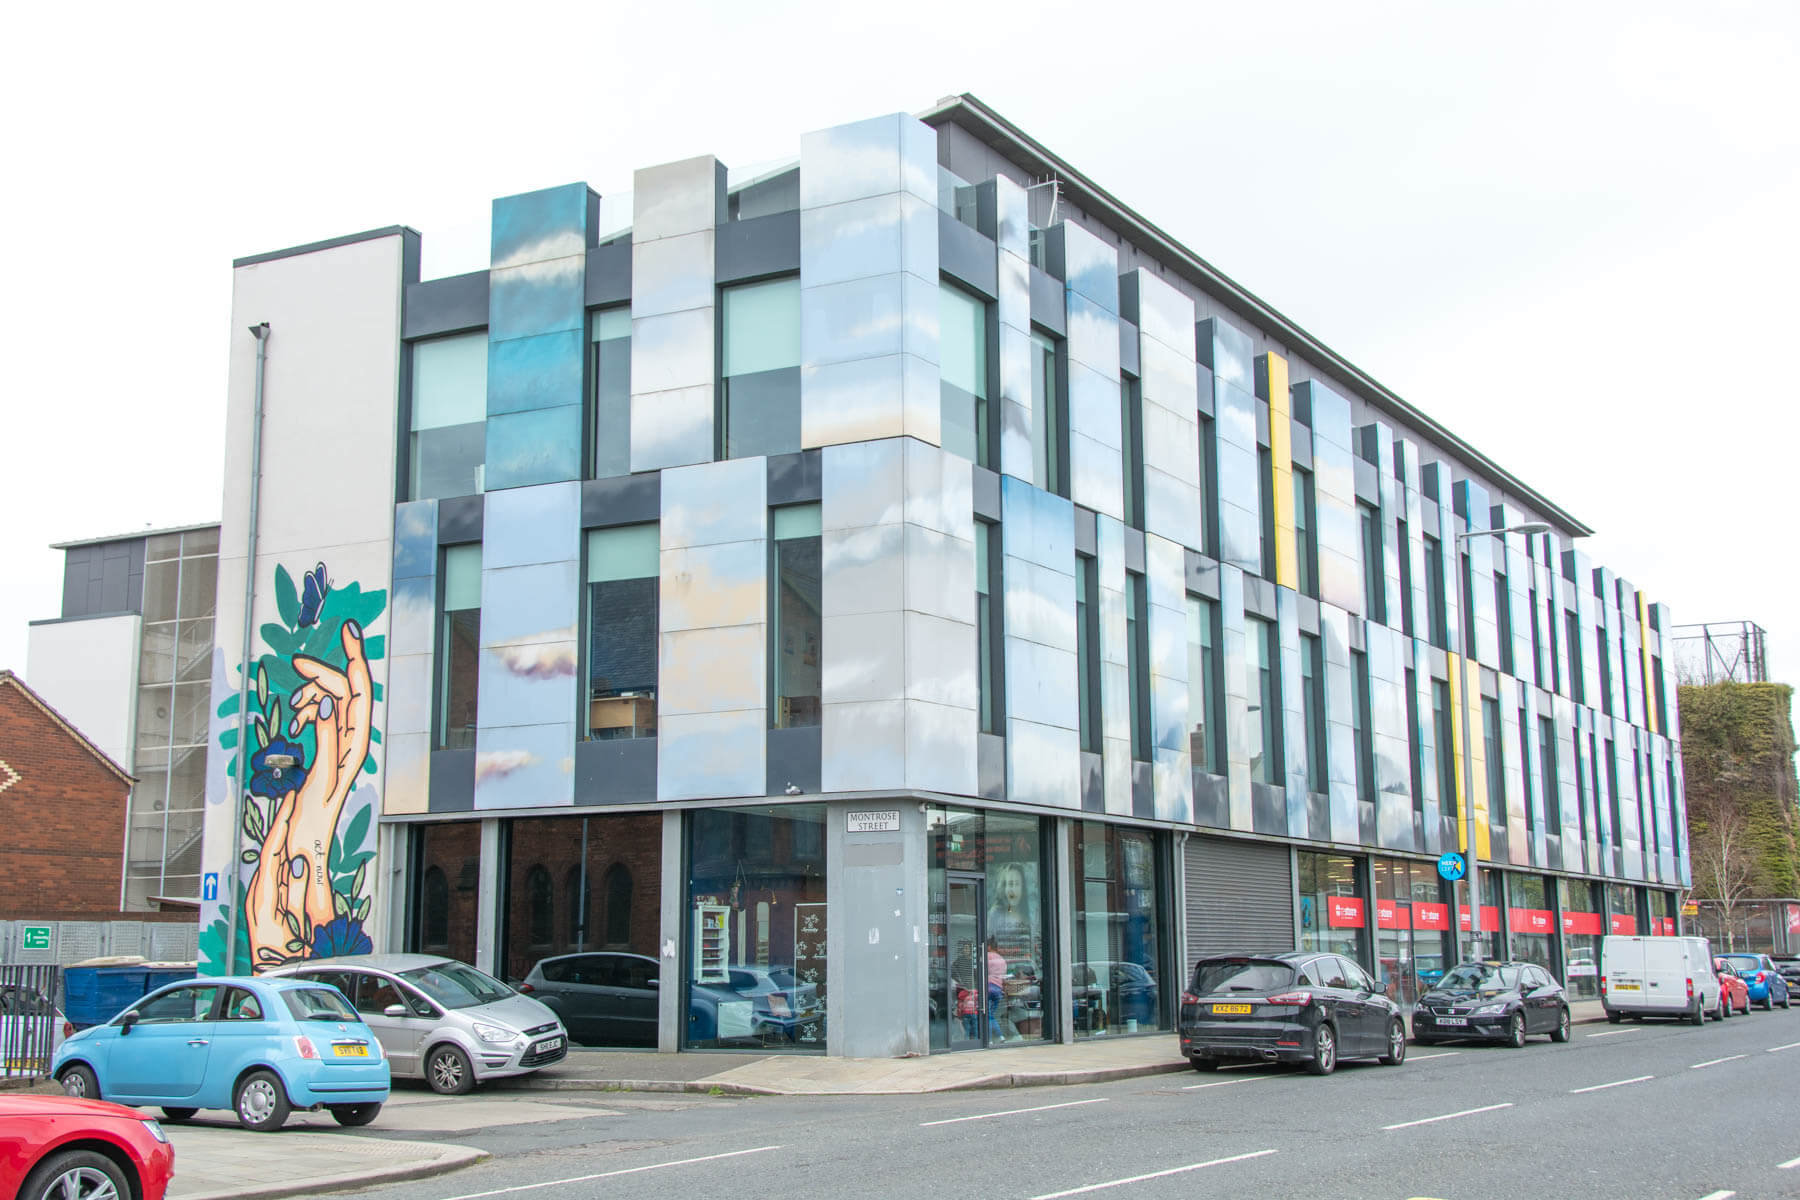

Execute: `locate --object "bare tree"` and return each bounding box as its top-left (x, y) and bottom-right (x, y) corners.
top-left (1688, 798), bottom-right (1758, 950)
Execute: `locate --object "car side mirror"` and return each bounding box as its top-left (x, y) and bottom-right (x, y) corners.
top-left (384, 1004), bottom-right (407, 1019)
top-left (119, 1011), bottom-right (138, 1035)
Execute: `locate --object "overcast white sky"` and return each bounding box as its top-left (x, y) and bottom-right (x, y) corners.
top-left (3, 1), bottom-right (1795, 703)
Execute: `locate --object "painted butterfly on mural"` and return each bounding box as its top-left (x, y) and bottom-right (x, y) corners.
top-left (296, 562), bottom-right (331, 627)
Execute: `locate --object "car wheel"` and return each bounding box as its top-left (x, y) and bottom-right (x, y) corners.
top-left (234, 1069), bottom-right (292, 1132)
top-left (1719, 996), bottom-right (1730, 1020)
top-left (56, 1064), bottom-right (99, 1102)
top-left (330, 1102), bottom-right (383, 1127)
top-left (1606, 1010), bottom-right (1622, 1025)
top-left (1189, 1057), bottom-right (1219, 1072)
top-left (1551, 1007), bottom-right (1572, 1043)
top-left (1740, 995), bottom-right (1750, 1016)
top-left (1782, 990), bottom-right (1791, 1011)
top-left (1713, 994), bottom-right (1725, 1021)
top-left (1379, 1019), bottom-right (1407, 1065)
top-left (1304, 1023), bottom-right (1337, 1076)
top-left (426, 1043), bottom-right (476, 1095)
top-left (19, 1149), bottom-right (131, 1200)
top-left (1505, 1012), bottom-right (1528, 1048)
top-left (1689, 1000), bottom-right (1706, 1026)
top-left (161, 1107), bottom-right (198, 1122)
top-left (1764, 994), bottom-right (1776, 1012)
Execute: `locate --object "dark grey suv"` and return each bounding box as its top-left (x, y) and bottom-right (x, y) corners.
top-left (1178, 952), bottom-right (1406, 1076)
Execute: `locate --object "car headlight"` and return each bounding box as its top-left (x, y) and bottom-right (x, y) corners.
top-left (1473, 1003), bottom-right (1509, 1016)
top-left (473, 1022), bottom-right (522, 1047)
top-left (142, 1120), bottom-right (169, 1144)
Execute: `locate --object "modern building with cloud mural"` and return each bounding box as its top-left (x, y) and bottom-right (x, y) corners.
top-left (171, 95), bottom-right (1689, 1057)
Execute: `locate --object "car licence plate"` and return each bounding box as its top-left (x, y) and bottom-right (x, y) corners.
top-left (1613, 981), bottom-right (1640, 991)
top-left (1436, 1017), bottom-right (1467, 1026)
top-left (1211, 1003), bottom-right (1251, 1015)
top-left (333, 1044), bottom-right (369, 1057)
top-left (536, 1037), bottom-right (564, 1052)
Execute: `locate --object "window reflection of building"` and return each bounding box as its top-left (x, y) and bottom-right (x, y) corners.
top-left (410, 822), bottom-right (481, 967)
top-left (1072, 822), bottom-right (1167, 1038)
top-left (499, 814), bottom-right (662, 995)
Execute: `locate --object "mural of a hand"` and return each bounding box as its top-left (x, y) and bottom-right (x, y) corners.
top-left (243, 620), bottom-right (374, 967)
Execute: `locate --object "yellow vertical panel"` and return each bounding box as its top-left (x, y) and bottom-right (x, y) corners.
top-left (1637, 593), bottom-right (1658, 734)
top-left (1264, 353), bottom-right (1297, 589)
top-left (1466, 655), bottom-right (1492, 861)
top-left (1446, 651), bottom-right (1468, 853)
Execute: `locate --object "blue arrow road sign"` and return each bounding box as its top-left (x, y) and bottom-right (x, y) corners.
top-left (202, 872), bottom-right (219, 902)
top-left (1437, 852), bottom-right (1467, 882)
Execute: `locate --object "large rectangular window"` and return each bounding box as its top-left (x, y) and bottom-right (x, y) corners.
top-left (1076, 555), bottom-right (1100, 754)
top-left (720, 277), bottom-right (801, 459)
top-left (684, 805), bottom-right (827, 1051)
top-left (591, 308), bottom-right (631, 478)
top-left (1360, 503), bottom-right (1385, 622)
top-left (1298, 851), bottom-right (1368, 967)
top-left (1301, 634), bottom-right (1325, 794)
top-left (585, 524), bottom-right (659, 741)
top-left (1072, 822), bottom-right (1168, 1037)
top-left (939, 282), bottom-right (991, 467)
top-left (771, 504), bottom-right (821, 729)
top-left (977, 522), bottom-right (1002, 734)
top-left (1539, 716), bottom-right (1561, 831)
top-left (1246, 616), bottom-right (1279, 784)
top-left (1126, 573), bottom-right (1150, 762)
top-left (1030, 330), bottom-right (1067, 497)
top-left (1186, 596), bottom-right (1217, 774)
top-left (1424, 534), bottom-right (1447, 650)
top-left (1482, 695), bottom-right (1505, 835)
top-left (436, 544), bottom-right (482, 750)
top-left (1431, 679), bottom-right (1455, 821)
top-left (1122, 378), bottom-right (1145, 530)
top-left (1293, 468), bottom-right (1317, 598)
top-left (410, 332), bottom-right (486, 500)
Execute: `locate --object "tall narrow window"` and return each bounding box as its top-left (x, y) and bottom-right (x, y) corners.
top-left (1431, 679), bottom-right (1455, 818)
top-left (771, 504), bottom-right (821, 728)
top-left (1351, 650), bottom-right (1375, 806)
top-left (1539, 716), bottom-right (1561, 831)
top-left (1460, 547), bottom-right (1477, 658)
top-left (1397, 517), bottom-right (1415, 636)
top-left (1424, 535), bottom-right (1447, 650)
top-left (436, 544), bottom-right (482, 750)
top-left (1186, 596), bottom-right (1217, 773)
top-left (1293, 468), bottom-right (1317, 598)
top-left (1076, 555), bottom-right (1100, 754)
top-left (1197, 414), bottom-right (1216, 557)
top-left (1482, 696), bottom-right (1505, 833)
top-left (1301, 634), bottom-right (1325, 793)
top-left (1122, 378), bottom-right (1145, 530)
top-left (1030, 331), bottom-right (1066, 496)
top-left (1246, 616), bottom-right (1279, 784)
top-left (591, 308), bottom-right (631, 478)
top-left (1257, 446), bottom-right (1276, 581)
top-left (585, 524), bottom-right (659, 740)
top-left (940, 282), bottom-right (991, 467)
top-left (720, 277), bottom-right (801, 459)
top-left (1126, 572), bottom-right (1150, 762)
top-left (1360, 503), bottom-right (1385, 622)
top-left (409, 332), bottom-right (487, 500)
top-left (1495, 571), bottom-right (1514, 674)
top-left (1405, 667), bottom-right (1424, 812)
top-left (1605, 739), bottom-right (1621, 844)
top-left (1564, 611), bottom-right (1584, 702)
top-left (1595, 625), bottom-right (1614, 715)
top-left (976, 522), bottom-right (1002, 734)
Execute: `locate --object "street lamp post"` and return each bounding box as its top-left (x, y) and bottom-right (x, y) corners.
top-left (1450, 520), bottom-right (1550, 962)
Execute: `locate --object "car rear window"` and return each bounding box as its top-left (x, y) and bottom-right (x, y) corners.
top-left (1191, 959), bottom-right (1295, 995)
top-left (1721, 955), bottom-right (1761, 973)
top-left (282, 988), bottom-right (360, 1022)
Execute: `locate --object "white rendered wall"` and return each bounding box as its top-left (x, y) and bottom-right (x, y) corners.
top-left (26, 614), bottom-right (141, 768)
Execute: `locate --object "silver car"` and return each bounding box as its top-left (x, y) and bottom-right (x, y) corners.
top-left (268, 954), bottom-right (567, 1094)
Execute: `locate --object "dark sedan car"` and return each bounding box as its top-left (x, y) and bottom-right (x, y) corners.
top-left (1179, 952), bottom-right (1406, 1076)
top-left (1412, 961), bottom-right (1572, 1047)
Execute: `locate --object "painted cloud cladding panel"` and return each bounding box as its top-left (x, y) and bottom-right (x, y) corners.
top-left (1001, 475), bottom-right (1078, 807)
top-left (631, 157), bottom-right (725, 472)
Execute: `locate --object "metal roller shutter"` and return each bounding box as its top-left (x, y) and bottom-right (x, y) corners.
top-left (1183, 835), bottom-right (1295, 968)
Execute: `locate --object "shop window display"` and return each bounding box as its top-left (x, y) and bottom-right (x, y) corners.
top-left (1560, 878), bottom-right (1604, 998)
top-left (1072, 823), bottom-right (1167, 1037)
top-left (1505, 872), bottom-right (1557, 975)
top-left (1298, 851), bottom-right (1368, 967)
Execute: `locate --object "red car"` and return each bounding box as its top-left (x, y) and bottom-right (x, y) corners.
top-left (0, 1093), bottom-right (174, 1200)
top-left (1713, 958), bottom-right (1751, 1018)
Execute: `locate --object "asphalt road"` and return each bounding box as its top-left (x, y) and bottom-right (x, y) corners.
top-left (341, 1011), bottom-right (1800, 1200)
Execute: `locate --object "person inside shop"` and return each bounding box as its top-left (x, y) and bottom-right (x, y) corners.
top-left (985, 936), bottom-right (1011, 1039)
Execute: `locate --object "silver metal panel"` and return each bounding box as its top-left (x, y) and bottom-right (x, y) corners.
top-left (1005, 639), bottom-right (1079, 729)
top-left (821, 522), bottom-right (905, 618)
top-left (1219, 565), bottom-right (1252, 830)
top-left (661, 541), bottom-right (768, 632)
top-left (659, 625), bottom-right (767, 716)
top-left (822, 438), bottom-right (904, 530)
top-left (479, 637), bottom-right (580, 725)
top-left (1137, 320), bottom-right (1201, 548)
top-left (801, 272), bottom-right (922, 367)
top-left (904, 698), bottom-right (978, 796)
top-left (1064, 257), bottom-right (1123, 521)
top-left (821, 610), bottom-right (906, 704)
top-left (631, 157), bottom-right (723, 474)
top-left (630, 383), bottom-right (714, 475)
top-left (903, 524), bottom-right (976, 625)
top-left (385, 653), bottom-right (431, 739)
top-left (801, 353), bottom-right (937, 448)
top-left (1322, 607), bottom-right (1358, 845)
top-left (1003, 556), bottom-right (1078, 649)
top-left (474, 720), bottom-right (575, 810)
top-left (483, 481), bottom-right (579, 569)
top-left (1153, 747), bottom-right (1191, 825)
top-left (631, 307), bottom-right (714, 393)
top-left (389, 574), bottom-right (435, 659)
top-left (799, 113), bottom-right (937, 211)
top-left (1372, 424), bottom-right (1404, 625)
top-left (1066, 293), bottom-right (1121, 376)
top-left (1509, 683), bottom-right (1537, 866)
top-left (1145, 534), bottom-right (1189, 753)
top-left (904, 611), bottom-right (978, 710)
top-left (631, 230), bottom-right (715, 319)
top-left (384, 730), bottom-right (429, 815)
top-left (1096, 515), bottom-right (1130, 816)
top-left (1213, 379), bottom-right (1261, 574)
top-left (1056, 222), bottom-right (1120, 313)
top-left (1001, 475), bottom-right (1075, 566)
top-left (1070, 431), bottom-right (1126, 525)
top-left (902, 436), bottom-right (974, 540)
top-left (1556, 696), bottom-right (1583, 869)
top-left (1006, 718), bottom-right (1081, 810)
top-left (995, 177), bottom-right (1035, 484)
top-left (658, 709), bottom-right (765, 801)
top-left (1276, 589), bottom-right (1308, 838)
top-left (1133, 269), bottom-right (1195, 354)
top-left (660, 457), bottom-right (769, 549)
top-left (799, 193), bottom-right (936, 289)
top-left (821, 698), bottom-right (906, 793)
top-left (479, 559), bottom-right (579, 649)
top-left (633, 155), bottom-right (726, 242)
top-left (1410, 637), bottom-right (1442, 847)
top-left (1366, 623), bottom-right (1413, 827)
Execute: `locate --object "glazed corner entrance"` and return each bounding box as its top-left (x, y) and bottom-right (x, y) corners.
top-left (940, 873), bottom-right (992, 1050)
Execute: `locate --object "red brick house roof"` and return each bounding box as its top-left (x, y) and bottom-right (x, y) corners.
top-left (0, 670), bottom-right (135, 788)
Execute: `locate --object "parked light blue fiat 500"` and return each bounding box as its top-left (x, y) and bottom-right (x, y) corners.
top-left (52, 976), bottom-right (390, 1131)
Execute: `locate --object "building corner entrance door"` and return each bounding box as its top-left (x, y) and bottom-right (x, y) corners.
top-left (942, 874), bottom-right (989, 1051)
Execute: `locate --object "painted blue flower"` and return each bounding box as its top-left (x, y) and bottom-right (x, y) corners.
top-left (249, 738), bottom-right (309, 798)
top-left (309, 917), bottom-right (373, 958)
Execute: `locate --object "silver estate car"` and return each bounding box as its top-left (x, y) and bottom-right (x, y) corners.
top-left (268, 954), bottom-right (567, 1094)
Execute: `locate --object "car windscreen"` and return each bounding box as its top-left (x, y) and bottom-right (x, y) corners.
top-left (400, 962), bottom-right (516, 1009)
top-left (281, 988), bottom-right (359, 1022)
top-left (1439, 964), bottom-right (1521, 990)
top-left (1191, 959), bottom-right (1295, 995)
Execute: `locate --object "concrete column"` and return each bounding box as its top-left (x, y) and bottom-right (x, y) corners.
top-left (827, 799), bottom-right (929, 1058)
top-left (1053, 817), bottom-right (1076, 1045)
top-left (658, 809), bottom-right (683, 1053)
top-left (475, 818), bottom-right (502, 975)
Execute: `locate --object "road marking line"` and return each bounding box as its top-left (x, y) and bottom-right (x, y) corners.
top-left (1571, 1075), bottom-right (1654, 1094)
top-left (1779, 1153), bottom-right (1800, 1169)
top-left (435, 1146), bottom-right (783, 1200)
top-left (1027, 1150), bottom-right (1278, 1198)
top-left (1182, 1075), bottom-right (1275, 1090)
top-left (1382, 1103), bottom-right (1512, 1131)
top-left (1697, 1190), bottom-right (1737, 1199)
top-left (1690, 1055), bottom-right (1747, 1069)
top-left (921, 1098), bottom-right (1107, 1126)
top-left (1586, 1028), bottom-right (1641, 1038)
top-left (1766, 1042), bottom-right (1800, 1053)
top-left (1407, 1051), bottom-right (1462, 1061)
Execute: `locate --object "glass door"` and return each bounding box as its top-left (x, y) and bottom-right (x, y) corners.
top-left (944, 874), bottom-right (987, 1051)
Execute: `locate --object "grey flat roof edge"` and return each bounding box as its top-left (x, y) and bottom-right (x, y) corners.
top-left (51, 520), bottom-right (221, 550)
top-left (29, 611), bottom-right (140, 627)
top-left (234, 225), bottom-right (421, 269)
top-left (918, 93), bottom-right (1593, 538)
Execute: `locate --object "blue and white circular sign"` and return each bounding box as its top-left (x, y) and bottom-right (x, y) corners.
top-left (1437, 852), bottom-right (1468, 881)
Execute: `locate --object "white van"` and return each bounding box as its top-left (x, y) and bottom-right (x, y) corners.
top-left (1600, 935), bottom-right (1719, 1024)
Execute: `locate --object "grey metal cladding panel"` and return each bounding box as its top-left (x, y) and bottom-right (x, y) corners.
top-left (575, 737), bottom-right (658, 804)
top-left (1219, 565), bottom-right (1253, 831)
top-left (1353, 456), bottom-right (1379, 506)
top-left (662, 457), bottom-right (768, 549)
top-left (767, 449), bottom-right (823, 505)
top-left (635, 155), bottom-right (727, 242)
top-left (1184, 835), bottom-right (1295, 956)
top-left (1073, 506), bottom-right (1098, 557)
top-left (1242, 575), bottom-right (1278, 622)
top-left (1251, 782), bottom-right (1287, 836)
top-left (428, 749), bottom-right (477, 812)
top-left (972, 465), bottom-right (1001, 520)
top-left (716, 210), bottom-right (801, 284)
top-left (1118, 321), bottom-right (1139, 378)
top-left (1000, 474), bottom-right (1075, 568)
top-left (437, 494), bottom-right (484, 544)
top-left (581, 472), bottom-right (662, 529)
top-left (393, 500), bottom-right (438, 580)
top-left (1196, 317), bottom-right (1253, 392)
top-left (1029, 266), bottom-right (1066, 336)
top-left (1080, 751), bottom-right (1104, 812)
top-left (586, 239), bottom-right (631, 306)
top-left (800, 113), bottom-right (936, 210)
top-left (765, 724), bottom-right (822, 796)
top-left (978, 732), bottom-right (1006, 801)
top-left (405, 271), bottom-right (490, 339)
top-left (938, 211), bottom-right (998, 297)
top-left (1275, 590), bottom-right (1308, 838)
top-left (1193, 770), bottom-right (1228, 828)
top-left (1187, 551), bottom-right (1220, 600)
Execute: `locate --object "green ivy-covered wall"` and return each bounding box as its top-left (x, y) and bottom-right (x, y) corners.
top-left (1679, 682), bottom-right (1799, 899)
